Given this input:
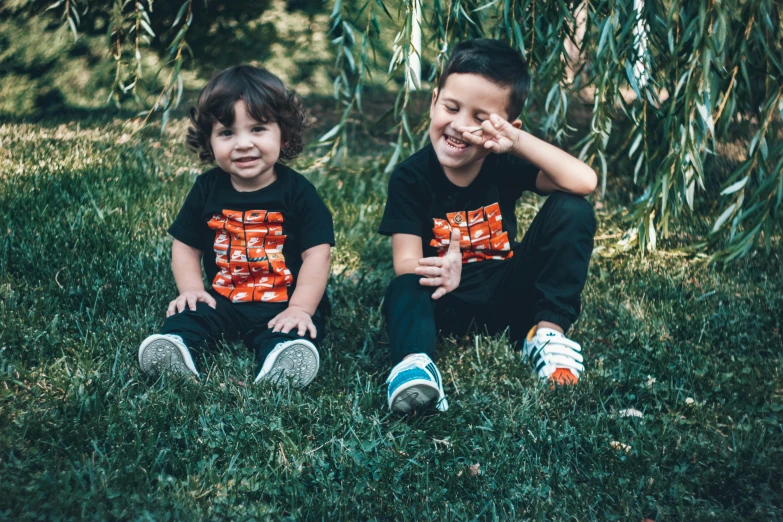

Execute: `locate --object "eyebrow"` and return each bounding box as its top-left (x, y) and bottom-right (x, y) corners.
top-left (213, 120), bottom-right (266, 130)
top-left (441, 97), bottom-right (491, 115)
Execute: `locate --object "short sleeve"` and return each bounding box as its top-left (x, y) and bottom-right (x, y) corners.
top-left (168, 176), bottom-right (209, 250)
top-left (294, 181), bottom-right (335, 252)
top-left (498, 154), bottom-right (543, 198)
top-left (378, 167), bottom-right (428, 237)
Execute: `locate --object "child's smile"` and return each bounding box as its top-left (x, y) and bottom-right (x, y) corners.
top-left (444, 134), bottom-right (469, 150)
top-left (429, 73), bottom-right (513, 186)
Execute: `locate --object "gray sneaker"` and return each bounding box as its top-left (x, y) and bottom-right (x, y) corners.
top-left (254, 339), bottom-right (320, 388)
top-left (138, 334), bottom-right (199, 378)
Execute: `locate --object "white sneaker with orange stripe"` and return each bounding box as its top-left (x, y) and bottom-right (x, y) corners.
top-left (522, 326), bottom-right (584, 384)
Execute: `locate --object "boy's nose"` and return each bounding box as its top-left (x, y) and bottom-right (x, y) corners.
top-left (450, 114), bottom-right (472, 131)
top-left (234, 134), bottom-right (252, 149)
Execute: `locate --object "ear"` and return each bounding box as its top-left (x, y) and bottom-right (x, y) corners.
top-left (510, 118), bottom-right (523, 130)
top-left (429, 88), bottom-right (439, 116)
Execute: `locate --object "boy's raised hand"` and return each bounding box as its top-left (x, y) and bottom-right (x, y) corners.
top-left (458, 114), bottom-right (520, 154)
top-left (415, 228), bottom-right (462, 300)
top-left (268, 306), bottom-right (317, 339)
top-left (167, 290), bottom-right (217, 317)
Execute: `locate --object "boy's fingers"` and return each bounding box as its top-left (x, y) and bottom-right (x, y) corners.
top-left (482, 119), bottom-right (498, 134)
top-left (419, 277), bottom-right (442, 287)
top-left (307, 323), bottom-right (317, 339)
top-left (459, 129), bottom-right (484, 145)
top-left (418, 256), bottom-right (443, 267)
top-left (431, 287), bottom-right (446, 300)
top-left (281, 319), bottom-right (293, 334)
top-left (414, 266), bottom-right (441, 277)
top-left (490, 113), bottom-right (508, 128)
top-left (447, 229), bottom-right (462, 255)
top-left (297, 323), bottom-right (306, 337)
top-left (206, 294), bottom-right (217, 308)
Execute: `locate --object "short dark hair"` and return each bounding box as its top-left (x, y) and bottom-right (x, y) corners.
top-left (437, 39), bottom-right (530, 120)
top-left (187, 65), bottom-right (307, 163)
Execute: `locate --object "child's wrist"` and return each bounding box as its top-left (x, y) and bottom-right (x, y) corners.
top-left (510, 129), bottom-right (529, 158)
top-left (287, 303), bottom-right (314, 316)
top-left (179, 287), bottom-right (206, 294)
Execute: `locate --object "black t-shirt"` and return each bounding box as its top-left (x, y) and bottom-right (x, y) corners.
top-left (379, 144), bottom-right (540, 304)
top-left (169, 164), bottom-right (334, 304)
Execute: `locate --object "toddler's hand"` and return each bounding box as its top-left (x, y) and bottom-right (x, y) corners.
top-left (268, 306), bottom-right (317, 339)
top-left (458, 114), bottom-right (520, 154)
top-left (415, 228), bottom-right (462, 300)
top-left (167, 290), bottom-right (217, 317)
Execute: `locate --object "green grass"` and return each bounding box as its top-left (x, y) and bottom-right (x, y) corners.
top-left (1, 116), bottom-right (782, 521)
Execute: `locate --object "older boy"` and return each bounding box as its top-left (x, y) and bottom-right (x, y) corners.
top-left (380, 39), bottom-right (597, 413)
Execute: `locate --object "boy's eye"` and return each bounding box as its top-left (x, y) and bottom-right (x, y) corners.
top-left (219, 129), bottom-right (233, 137)
top-left (252, 126), bottom-right (265, 133)
top-left (475, 116), bottom-right (485, 123)
top-left (445, 106), bottom-right (458, 113)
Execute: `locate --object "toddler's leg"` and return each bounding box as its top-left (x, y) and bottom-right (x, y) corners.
top-left (245, 308), bottom-right (326, 388)
top-left (139, 298), bottom-right (237, 378)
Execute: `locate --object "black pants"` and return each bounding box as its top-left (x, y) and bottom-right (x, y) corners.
top-left (383, 191), bottom-right (596, 365)
top-left (160, 292), bottom-right (326, 366)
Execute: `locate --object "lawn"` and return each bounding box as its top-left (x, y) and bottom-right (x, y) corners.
top-left (1, 112), bottom-right (781, 521)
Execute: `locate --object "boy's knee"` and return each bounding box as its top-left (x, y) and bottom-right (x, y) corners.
top-left (387, 273), bottom-right (425, 294)
top-left (545, 191), bottom-right (597, 234)
top-left (383, 274), bottom-right (432, 314)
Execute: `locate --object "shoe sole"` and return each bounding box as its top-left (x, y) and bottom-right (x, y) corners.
top-left (255, 341), bottom-right (319, 388)
top-left (138, 337), bottom-right (197, 378)
top-left (389, 380), bottom-right (440, 414)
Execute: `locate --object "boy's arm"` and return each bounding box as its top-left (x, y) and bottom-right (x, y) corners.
top-left (391, 233), bottom-right (424, 275)
top-left (167, 239), bottom-right (216, 317)
top-left (268, 244), bottom-right (331, 339)
top-left (460, 114), bottom-right (598, 196)
top-left (514, 130), bottom-right (598, 196)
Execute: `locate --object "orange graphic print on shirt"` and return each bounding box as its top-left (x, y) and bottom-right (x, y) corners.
top-left (430, 203), bottom-right (513, 263)
top-left (207, 210), bottom-right (292, 303)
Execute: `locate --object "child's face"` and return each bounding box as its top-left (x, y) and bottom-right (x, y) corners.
top-left (429, 73), bottom-right (514, 179)
top-left (210, 99), bottom-right (282, 192)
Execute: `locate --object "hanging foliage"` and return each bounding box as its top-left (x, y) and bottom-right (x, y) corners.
top-left (321, 0), bottom-right (783, 261)
top-left (32, 0), bottom-right (783, 261)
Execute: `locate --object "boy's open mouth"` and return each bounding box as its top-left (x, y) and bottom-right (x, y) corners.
top-left (444, 134), bottom-right (469, 150)
top-left (234, 156), bottom-right (260, 164)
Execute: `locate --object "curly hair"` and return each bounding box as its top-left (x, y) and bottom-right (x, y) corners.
top-left (186, 65), bottom-right (307, 163)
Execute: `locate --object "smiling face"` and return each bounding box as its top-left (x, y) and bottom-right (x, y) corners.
top-left (429, 73), bottom-right (515, 185)
top-left (210, 99), bottom-right (282, 192)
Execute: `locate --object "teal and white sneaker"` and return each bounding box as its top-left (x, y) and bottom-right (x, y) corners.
top-left (386, 353), bottom-right (449, 413)
top-left (254, 339), bottom-right (320, 388)
top-left (138, 334), bottom-right (199, 378)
